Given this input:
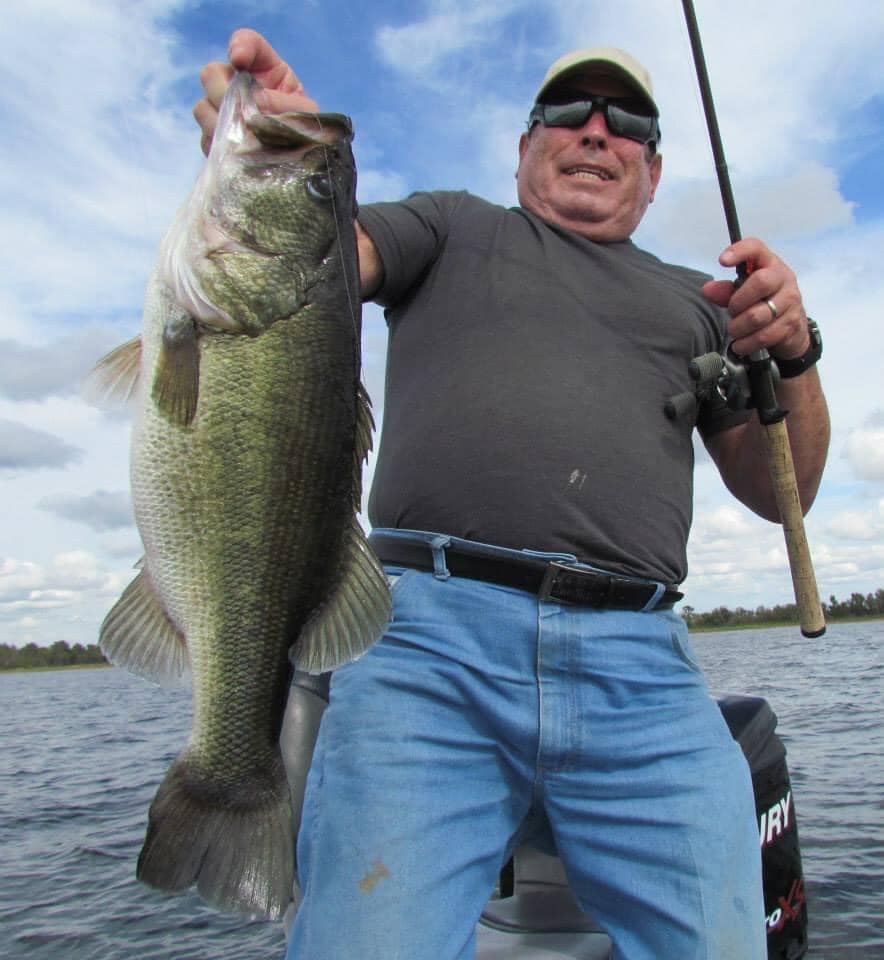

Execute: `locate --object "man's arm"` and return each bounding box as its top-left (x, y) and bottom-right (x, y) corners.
top-left (194, 28), bottom-right (384, 301)
top-left (702, 237), bottom-right (830, 522)
top-left (704, 368), bottom-right (829, 521)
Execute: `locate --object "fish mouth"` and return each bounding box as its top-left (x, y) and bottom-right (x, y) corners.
top-left (221, 71), bottom-right (354, 151)
top-left (246, 110), bottom-right (353, 149)
top-left (562, 164), bottom-right (615, 182)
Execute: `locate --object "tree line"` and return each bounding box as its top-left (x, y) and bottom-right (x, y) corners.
top-left (681, 589), bottom-right (884, 630)
top-left (3, 588), bottom-right (883, 668)
top-left (0, 640), bottom-right (108, 671)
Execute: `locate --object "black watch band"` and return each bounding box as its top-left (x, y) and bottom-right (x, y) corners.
top-left (775, 318), bottom-right (822, 379)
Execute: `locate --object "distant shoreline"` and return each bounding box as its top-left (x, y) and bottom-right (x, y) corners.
top-left (1, 663), bottom-right (112, 674)
top-left (4, 614), bottom-right (883, 672)
top-left (690, 614), bottom-right (884, 634)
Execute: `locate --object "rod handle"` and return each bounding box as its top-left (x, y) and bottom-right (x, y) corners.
top-left (761, 419), bottom-right (826, 637)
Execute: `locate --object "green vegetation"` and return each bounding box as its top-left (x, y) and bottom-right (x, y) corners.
top-left (0, 640), bottom-right (109, 671)
top-left (681, 589), bottom-right (884, 630)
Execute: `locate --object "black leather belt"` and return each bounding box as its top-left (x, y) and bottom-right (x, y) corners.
top-left (369, 533), bottom-right (682, 611)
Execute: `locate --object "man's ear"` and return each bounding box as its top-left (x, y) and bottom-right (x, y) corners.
top-left (648, 151), bottom-right (663, 202)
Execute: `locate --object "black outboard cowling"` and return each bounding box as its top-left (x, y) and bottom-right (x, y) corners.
top-left (719, 695), bottom-right (808, 959)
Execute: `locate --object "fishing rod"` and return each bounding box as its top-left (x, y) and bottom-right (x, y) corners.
top-left (680, 0), bottom-right (826, 637)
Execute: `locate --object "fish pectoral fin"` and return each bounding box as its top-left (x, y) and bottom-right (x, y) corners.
top-left (99, 564), bottom-right (190, 686)
top-left (152, 320), bottom-right (201, 427)
top-left (84, 335), bottom-right (142, 407)
top-left (293, 519), bottom-right (392, 675)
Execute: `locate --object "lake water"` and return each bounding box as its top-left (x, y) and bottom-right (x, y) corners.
top-left (1, 621), bottom-right (882, 959)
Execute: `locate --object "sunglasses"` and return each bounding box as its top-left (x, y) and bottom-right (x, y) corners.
top-left (528, 96), bottom-right (660, 146)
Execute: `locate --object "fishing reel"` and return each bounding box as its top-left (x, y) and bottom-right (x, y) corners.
top-left (664, 347), bottom-right (787, 426)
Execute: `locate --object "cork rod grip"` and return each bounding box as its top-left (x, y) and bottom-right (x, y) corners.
top-left (762, 418), bottom-right (826, 637)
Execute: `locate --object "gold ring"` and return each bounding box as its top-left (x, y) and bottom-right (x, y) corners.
top-left (766, 298), bottom-right (779, 319)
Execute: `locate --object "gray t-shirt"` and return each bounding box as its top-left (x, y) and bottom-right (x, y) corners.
top-left (359, 190), bottom-right (747, 585)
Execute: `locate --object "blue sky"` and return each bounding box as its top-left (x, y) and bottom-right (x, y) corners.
top-left (2, 0), bottom-right (884, 649)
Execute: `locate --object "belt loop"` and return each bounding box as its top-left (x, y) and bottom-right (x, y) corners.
top-left (429, 535), bottom-right (451, 580)
top-left (641, 583), bottom-right (665, 612)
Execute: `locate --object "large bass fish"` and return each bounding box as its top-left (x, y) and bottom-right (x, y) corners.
top-left (93, 72), bottom-right (391, 918)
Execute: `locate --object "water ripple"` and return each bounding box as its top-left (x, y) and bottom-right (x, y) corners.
top-left (2, 625), bottom-right (883, 958)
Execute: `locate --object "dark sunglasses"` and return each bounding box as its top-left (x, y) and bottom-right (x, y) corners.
top-left (528, 96), bottom-right (660, 146)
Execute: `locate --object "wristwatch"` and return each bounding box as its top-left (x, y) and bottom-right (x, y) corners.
top-left (775, 318), bottom-right (822, 379)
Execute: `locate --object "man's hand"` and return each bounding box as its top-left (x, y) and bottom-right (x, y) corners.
top-left (193, 28), bottom-right (320, 155)
top-left (701, 237), bottom-right (810, 360)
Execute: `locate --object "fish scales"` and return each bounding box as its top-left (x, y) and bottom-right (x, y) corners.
top-left (93, 72), bottom-right (391, 919)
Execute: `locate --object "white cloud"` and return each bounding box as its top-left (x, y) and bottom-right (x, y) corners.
top-left (826, 502), bottom-right (884, 541)
top-left (0, 328), bottom-right (126, 402)
top-left (3, 0), bottom-right (884, 644)
top-left (375, 0), bottom-right (530, 81)
top-left (0, 550), bottom-right (133, 644)
top-left (37, 490), bottom-right (134, 532)
top-left (357, 169), bottom-right (411, 204)
top-left (0, 419), bottom-right (84, 471)
top-left (639, 163), bottom-right (856, 266)
top-left (50, 551), bottom-right (114, 590)
top-left (1, 2), bottom-right (200, 327)
top-left (692, 504), bottom-right (755, 542)
top-left (7, 590), bottom-right (79, 612)
top-left (844, 427), bottom-right (884, 483)
top-left (0, 559), bottom-right (45, 600)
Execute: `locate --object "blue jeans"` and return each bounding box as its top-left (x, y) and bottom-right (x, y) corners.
top-left (286, 532), bottom-right (766, 959)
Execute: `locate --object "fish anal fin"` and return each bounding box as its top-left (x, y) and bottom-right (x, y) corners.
top-left (293, 519), bottom-right (391, 675)
top-left (152, 321), bottom-right (200, 427)
top-left (84, 335), bottom-right (143, 407)
top-left (99, 564), bottom-right (190, 687)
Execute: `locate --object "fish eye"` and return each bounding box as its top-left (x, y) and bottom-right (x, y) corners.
top-left (306, 174), bottom-right (333, 202)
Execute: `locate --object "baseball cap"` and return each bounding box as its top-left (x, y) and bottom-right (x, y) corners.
top-left (535, 47), bottom-right (658, 116)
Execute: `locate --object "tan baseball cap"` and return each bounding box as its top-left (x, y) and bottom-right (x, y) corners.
top-left (535, 47), bottom-right (658, 116)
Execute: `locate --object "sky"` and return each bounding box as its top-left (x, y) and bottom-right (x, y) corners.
top-left (2, 0), bottom-right (883, 649)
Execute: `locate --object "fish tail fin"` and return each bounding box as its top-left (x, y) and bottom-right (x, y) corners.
top-left (137, 749), bottom-right (294, 919)
top-left (293, 518), bottom-right (392, 675)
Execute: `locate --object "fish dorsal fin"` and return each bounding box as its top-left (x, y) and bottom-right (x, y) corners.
top-left (351, 381), bottom-right (375, 510)
top-left (99, 563), bottom-right (190, 686)
top-left (292, 519), bottom-right (391, 675)
top-left (84, 335), bottom-right (143, 407)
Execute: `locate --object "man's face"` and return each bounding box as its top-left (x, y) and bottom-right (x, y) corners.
top-left (516, 74), bottom-right (662, 242)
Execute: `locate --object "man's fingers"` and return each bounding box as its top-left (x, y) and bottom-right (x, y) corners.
top-left (701, 279), bottom-right (734, 308)
top-left (228, 28), bottom-right (275, 72)
top-left (193, 99), bottom-right (218, 156)
top-left (194, 31), bottom-right (320, 155)
top-left (228, 29), bottom-right (299, 90)
top-left (200, 61), bottom-right (234, 108)
top-left (257, 87), bottom-right (321, 114)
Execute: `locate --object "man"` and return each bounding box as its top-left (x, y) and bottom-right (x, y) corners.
top-left (196, 29), bottom-right (829, 960)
